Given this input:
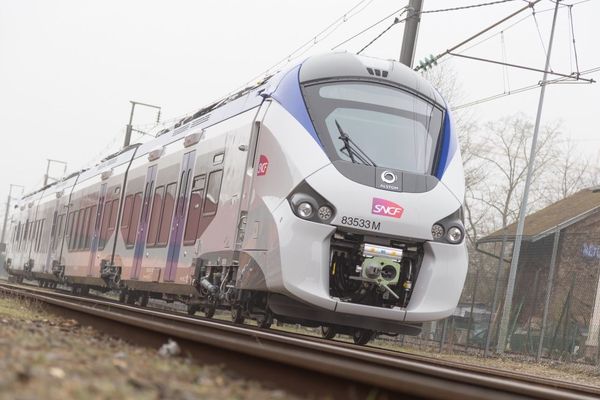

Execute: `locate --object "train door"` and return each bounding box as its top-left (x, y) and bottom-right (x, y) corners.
top-left (87, 183), bottom-right (108, 276)
top-left (132, 166), bottom-right (157, 279)
top-left (44, 203), bottom-right (59, 274)
top-left (233, 106), bottom-right (269, 251)
top-left (165, 151), bottom-right (196, 282)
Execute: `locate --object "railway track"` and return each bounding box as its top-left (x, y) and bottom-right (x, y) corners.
top-left (1, 280), bottom-right (598, 400)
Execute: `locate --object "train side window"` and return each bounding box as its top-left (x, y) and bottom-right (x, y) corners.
top-left (126, 192), bottom-right (142, 247)
top-left (78, 207), bottom-right (90, 250)
top-left (66, 212), bottom-right (75, 250)
top-left (184, 175), bottom-right (205, 244)
top-left (147, 186), bottom-right (164, 246)
top-left (36, 220), bottom-right (44, 252)
top-left (84, 205), bottom-right (96, 249)
top-left (31, 220), bottom-right (38, 248)
top-left (157, 183), bottom-right (177, 246)
top-left (203, 170), bottom-right (223, 216)
top-left (107, 199), bottom-right (119, 239)
top-left (120, 195), bottom-right (134, 244)
top-left (73, 210), bottom-right (84, 250)
top-left (54, 214), bottom-right (64, 250)
top-left (98, 201), bottom-right (112, 250)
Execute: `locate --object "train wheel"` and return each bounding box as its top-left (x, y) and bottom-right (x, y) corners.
top-left (231, 306), bottom-right (245, 324)
top-left (204, 304), bottom-right (216, 319)
top-left (256, 311), bottom-right (273, 329)
top-left (39, 281), bottom-right (44, 288)
top-left (140, 293), bottom-right (149, 307)
top-left (187, 304), bottom-right (198, 316)
top-left (118, 290), bottom-right (127, 303)
top-left (321, 326), bottom-right (337, 340)
top-left (126, 292), bottom-right (137, 305)
top-left (352, 329), bottom-right (374, 346)
top-left (80, 286), bottom-right (90, 296)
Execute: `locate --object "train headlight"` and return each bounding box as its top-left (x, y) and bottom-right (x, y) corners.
top-left (447, 226), bottom-right (464, 244)
top-left (297, 202), bottom-right (314, 219)
top-left (431, 224), bottom-right (445, 240)
top-left (318, 205), bottom-right (333, 221)
top-left (288, 181), bottom-right (336, 223)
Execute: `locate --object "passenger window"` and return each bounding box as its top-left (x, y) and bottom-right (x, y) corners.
top-left (84, 205), bottom-right (96, 249)
top-left (126, 192), bottom-right (142, 246)
top-left (184, 175), bottom-right (206, 244)
top-left (66, 212), bottom-right (75, 250)
top-left (157, 183), bottom-right (177, 246)
top-left (36, 220), bottom-right (44, 252)
top-left (120, 195), bottom-right (134, 244)
top-left (203, 170), bottom-right (223, 216)
top-left (71, 211), bottom-right (81, 250)
top-left (54, 214), bottom-right (64, 250)
top-left (147, 186), bottom-right (164, 246)
top-left (107, 199), bottom-right (119, 237)
top-left (99, 201), bottom-right (112, 250)
top-left (78, 208), bottom-right (90, 250)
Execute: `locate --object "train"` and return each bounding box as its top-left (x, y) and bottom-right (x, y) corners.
top-left (4, 52), bottom-right (468, 345)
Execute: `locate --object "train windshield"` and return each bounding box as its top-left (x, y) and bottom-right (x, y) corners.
top-left (303, 82), bottom-right (444, 174)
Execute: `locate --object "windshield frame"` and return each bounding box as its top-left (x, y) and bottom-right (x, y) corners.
top-left (301, 79), bottom-right (446, 176)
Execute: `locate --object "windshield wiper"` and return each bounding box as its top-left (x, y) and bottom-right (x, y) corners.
top-left (334, 120), bottom-right (377, 167)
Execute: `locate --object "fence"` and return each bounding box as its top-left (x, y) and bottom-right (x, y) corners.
top-left (397, 230), bottom-right (600, 366)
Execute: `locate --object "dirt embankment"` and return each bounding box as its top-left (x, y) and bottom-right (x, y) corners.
top-left (0, 294), bottom-right (299, 400)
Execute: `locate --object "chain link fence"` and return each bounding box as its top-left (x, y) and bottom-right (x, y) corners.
top-left (395, 225), bottom-right (600, 366)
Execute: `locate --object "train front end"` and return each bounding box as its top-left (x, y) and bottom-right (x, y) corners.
top-left (251, 52), bottom-right (468, 335)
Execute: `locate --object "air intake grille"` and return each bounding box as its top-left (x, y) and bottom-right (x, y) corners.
top-left (366, 67), bottom-right (388, 78)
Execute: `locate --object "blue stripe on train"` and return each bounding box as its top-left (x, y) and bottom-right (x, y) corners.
top-left (270, 64), bottom-right (322, 146)
top-left (435, 111), bottom-right (456, 179)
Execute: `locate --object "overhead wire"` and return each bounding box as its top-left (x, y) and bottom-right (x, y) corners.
top-left (224, 0), bottom-right (375, 98)
top-left (454, 66), bottom-right (599, 110)
top-left (350, 0), bottom-right (522, 56)
top-left (331, 6), bottom-right (408, 50)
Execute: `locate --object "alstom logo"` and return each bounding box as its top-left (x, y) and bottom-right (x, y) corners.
top-left (371, 198), bottom-right (404, 218)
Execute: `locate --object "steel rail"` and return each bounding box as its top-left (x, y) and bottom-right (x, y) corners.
top-left (1, 281), bottom-right (598, 400)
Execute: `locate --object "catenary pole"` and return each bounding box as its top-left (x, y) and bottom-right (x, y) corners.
top-left (496, 0), bottom-right (561, 354)
top-left (399, 0), bottom-right (423, 67)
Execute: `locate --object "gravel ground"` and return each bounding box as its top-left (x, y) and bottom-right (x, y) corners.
top-left (0, 294), bottom-right (302, 400)
top-left (146, 297), bottom-right (600, 389)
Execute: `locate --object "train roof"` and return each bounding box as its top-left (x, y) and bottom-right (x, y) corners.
top-left (17, 52), bottom-right (445, 204)
top-left (298, 52), bottom-right (445, 106)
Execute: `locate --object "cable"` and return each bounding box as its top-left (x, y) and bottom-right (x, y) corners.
top-left (331, 6), bottom-right (408, 50)
top-left (226, 0), bottom-right (374, 97)
top-left (454, 66), bottom-right (599, 110)
top-left (357, 18), bottom-right (405, 54)
top-left (340, 0), bottom-right (521, 55)
top-left (415, 0), bottom-right (543, 71)
top-left (421, 0), bottom-right (518, 14)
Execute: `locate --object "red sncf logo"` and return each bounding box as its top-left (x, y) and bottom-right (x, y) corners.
top-left (257, 155), bottom-right (269, 176)
top-left (371, 197), bottom-right (404, 218)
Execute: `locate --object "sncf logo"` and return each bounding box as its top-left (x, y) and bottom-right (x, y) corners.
top-left (371, 198), bottom-right (404, 219)
top-left (257, 155), bottom-right (269, 176)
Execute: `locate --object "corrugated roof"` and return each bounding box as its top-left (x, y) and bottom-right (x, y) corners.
top-left (478, 187), bottom-right (600, 243)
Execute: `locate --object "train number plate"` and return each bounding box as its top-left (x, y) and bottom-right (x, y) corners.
top-left (340, 216), bottom-right (381, 231)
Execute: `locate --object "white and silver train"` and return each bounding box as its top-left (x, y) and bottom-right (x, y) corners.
top-left (5, 52), bottom-right (467, 344)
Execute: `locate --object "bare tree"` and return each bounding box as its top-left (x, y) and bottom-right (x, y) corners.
top-left (473, 114), bottom-right (561, 231)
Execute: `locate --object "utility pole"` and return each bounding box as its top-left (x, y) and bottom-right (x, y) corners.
top-left (399, 0), bottom-right (423, 67)
top-left (123, 100), bottom-right (161, 148)
top-left (43, 159), bottom-right (68, 186)
top-left (496, 0), bottom-right (561, 354)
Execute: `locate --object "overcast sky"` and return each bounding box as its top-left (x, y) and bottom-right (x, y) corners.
top-left (1, 0), bottom-right (598, 222)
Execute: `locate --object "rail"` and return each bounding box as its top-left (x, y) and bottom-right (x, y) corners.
top-left (0, 281), bottom-right (598, 400)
